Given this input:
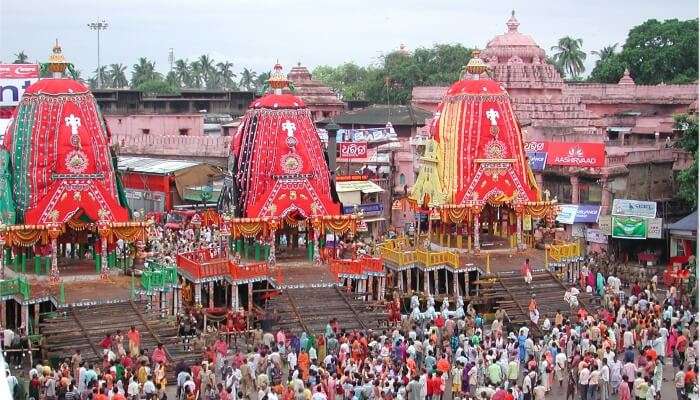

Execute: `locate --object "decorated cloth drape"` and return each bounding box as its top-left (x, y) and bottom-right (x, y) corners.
top-left (319, 216), bottom-right (357, 234)
top-left (3, 77), bottom-right (129, 225)
top-left (230, 219), bottom-right (269, 238)
top-left (2, 226), bottom-right (50, 247)
top-left (439, 206), bottom-right (470, 223)
top-left (109, 225), bottom-right (147, 243)
top-left (230, 63), bottom-right (342, 220)
top-left (410, 53), bottom-right (551, 215)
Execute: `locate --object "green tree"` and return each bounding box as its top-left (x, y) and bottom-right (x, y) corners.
top-left (590, 18), bottom-right (698, 84)
top-left (131, 57), bottom-right (161, 87)
top-left (92, 66), bottom-right (110, 88)
top-left (136, 79), bottom-right (179, 96)
top-left (674, 113), bottom-right (698, 208)
top-left (216, 61), bottom-right (237, 90)
top-left (239, 68), bottom-right (257, 91)
top-left (190, 60), bottom-right (204, 88)
top-left (165, 71), bottom-right (180, 88)
top-left (197, 54), bottom-right (216, 88)
top-left (588, 53), bottom-right (626, 83)
top-left (13, 51), bottom-right (29, 64)
top-left (312, 63), bottom-right (369, 100)
top-left (591, 44), bottom-right (618, 61)
top-left (550, 36), bottom-right (587, 79)
top-left (109, 63), bottom-right (128, 88)
top-left (173, 59), bottom-right (192, 88)
top-left (255, 72), bottom-right (271, 93)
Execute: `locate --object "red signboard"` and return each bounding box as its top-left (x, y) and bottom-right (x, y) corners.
top-left (336, 174), bottom-right (368, 182)
top-left (339, 141), bottom-right (368, 159)
top-left (524, 141), bottom-right (546, 152)
top-left (0, 64), bottom-right (40, 78)
top-left (546, 142), bottom-right (605, 167)
top-left (1, 64), bottom-right (40, 107)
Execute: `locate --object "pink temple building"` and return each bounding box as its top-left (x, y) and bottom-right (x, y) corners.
top-left (287, 64), bottom-right (346, 122)
top-left (412, 11), bottom-right (697, 226)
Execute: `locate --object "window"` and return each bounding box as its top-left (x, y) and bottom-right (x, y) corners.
top-left (141, 129), bottom-right (150, 134)
top-left (179, 128), bottom-right (189, 136)
top-left (399, 173), bottom-right (406, 186)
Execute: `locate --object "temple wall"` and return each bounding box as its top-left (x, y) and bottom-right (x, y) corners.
top-left (564, 83), bottom-right (698, 101)
top-left (106, 114), bottom-right (204, 136)
top-left (111, 133), bottom-right (230, 160)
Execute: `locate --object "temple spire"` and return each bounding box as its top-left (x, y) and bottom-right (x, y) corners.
top-left (48, 39), bottom-right (68, 78)
top-left (506, 10), bottom-right (520, 32)
top-left (464, 50), bottom-right (488, 80)
top-left (267, 61), bottom-right (289, 95)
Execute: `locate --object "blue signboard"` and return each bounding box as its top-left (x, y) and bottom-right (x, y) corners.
top-left (527, 152), bottom-right (547, 172)
top-left (342, 202), bottom-right (383, 215)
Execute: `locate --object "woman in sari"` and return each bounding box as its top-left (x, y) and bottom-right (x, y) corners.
top-left (298, 351), bottom-right (310, 381)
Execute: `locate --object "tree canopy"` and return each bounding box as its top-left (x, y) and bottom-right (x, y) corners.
top-left (674, 113), bottom-right (698, 208)
top-left (589, 18), bottom-right (698, 84)
top-left (313, 43), bottom-right (475, 104)
top-left (550, 36), bottom-right (587, 79)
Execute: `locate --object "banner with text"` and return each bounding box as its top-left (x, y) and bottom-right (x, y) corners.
top-left (646, 218), bottom-right (663, 239)
top-left (611, 199), bottom-right (657, 218)
top-left (0, 64), bottom-right (39, 107)
top-left (612, 216), bottom-right (647, 239)
top-left (546, 142), bottom-right (606, 167)
top-left (526, 151), bottom-right (547, 171)
top-left (585, 228), bottom-right (608, 244)
top-left (598, 215), bottom-right (612, 235)
top-left (339, 142), bottom-right (368, 159)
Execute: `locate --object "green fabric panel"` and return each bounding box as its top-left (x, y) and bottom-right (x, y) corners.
top-left (11, 101), bottom-right (37, 222)
top-left (0, 150), bottom-right (16, 224)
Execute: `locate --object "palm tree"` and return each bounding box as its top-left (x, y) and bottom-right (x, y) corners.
top-left (591, 43), bottom-right (618, 61)
top-left (239, 68), bottom-right (257, 91)
top-left (93, 66), bottom-right (110, 88)
top-left (109, 63), bottom-right (128, 88)
top-left (131, 57), bottom-right (160, 87)
top-left (197, 54), bottom-right (216, 88)
top-left (216, 61), bottom-right (237, 90)
top-left (550, 36), bottom-right (587, 79)
top-left (13, 51), bottom-right (29, 64)
top-left (190, 60), bottom-right (204, 88)
top-left (173, 59), bottom-right (191, 88)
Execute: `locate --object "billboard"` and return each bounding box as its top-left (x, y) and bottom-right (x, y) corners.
top-left (526, 151), bottom-right (547, 171)
top-left (611, 199), bottom-right (657, 218)
top-left (546, 142), bottom-right (606, 167)
top-left (0, 64), bottom-right (39, 107)
top-left (339, 141), bottom-right (368, 159)
top-left (612, 216), bottom-right (647, 239)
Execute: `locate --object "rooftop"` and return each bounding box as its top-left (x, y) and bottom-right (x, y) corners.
top-left (321, 105), bottom-right (432, 127)
top-left (117, 156), bottom-right (200, 174)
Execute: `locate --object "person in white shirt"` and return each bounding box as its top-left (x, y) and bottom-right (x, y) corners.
top-left (579, 364), bottom-right (591, 397)
top-left (600, 358), bottom-right (611, 400)
top-left (588, 365), bottom-right (600, 400)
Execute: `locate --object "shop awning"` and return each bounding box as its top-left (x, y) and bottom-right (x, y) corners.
top-left (666, 211), bottom-right (697, 233)
top-left (556, 204), bottom-right (601, 224)
top-left (335, 180), bottom-right (385, 194)
top-left (607, 126), bottom-right (632, 133)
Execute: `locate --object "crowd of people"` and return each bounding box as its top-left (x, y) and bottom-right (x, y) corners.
top-left (2, 245), bottom-right (698, 400)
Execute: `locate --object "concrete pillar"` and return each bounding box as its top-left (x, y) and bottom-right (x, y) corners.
top-left (194, 283), bottom-right (202, 306)
top-left (247, 283), bottom-right (253, 311)
top-left (473, 214), bottom-right (481, 253)
top-left (21, 303), bottom-right (29, 335)
top-left (231, 284), bottom-right (239, 310)
top-left (407, 269), bottom-right (413, 292)
top-left (516, 213), bottom-right (524, 251)
top-left (160, 292), bottom-right (166, 319)
top-left (172, 288), bottom-right (178, 316)
top-left (600, 177), bottom-right (613, 215)
top-left (453, 271), bottom-right (459, 300)
top-left (397, 270), bottom-right (404, 292)
top-left (208, 281), bottom-right (214, 308)
top-left (434, 269), bottom-right (440, 296)
top-left (0, 300), bottom-right (5, 328)
top-left (424, 269), bottom-right (430, 295)
top-left (32, 304), bottom-right (39, 333)
top-left (570, 176), bottom-right (580, 204)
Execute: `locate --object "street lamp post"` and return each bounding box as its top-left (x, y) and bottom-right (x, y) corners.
top-left (87, 18), bottom-right (109, 88)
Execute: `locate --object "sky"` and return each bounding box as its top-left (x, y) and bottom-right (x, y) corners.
top-left (1, 0), bottom-right (697, 80)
